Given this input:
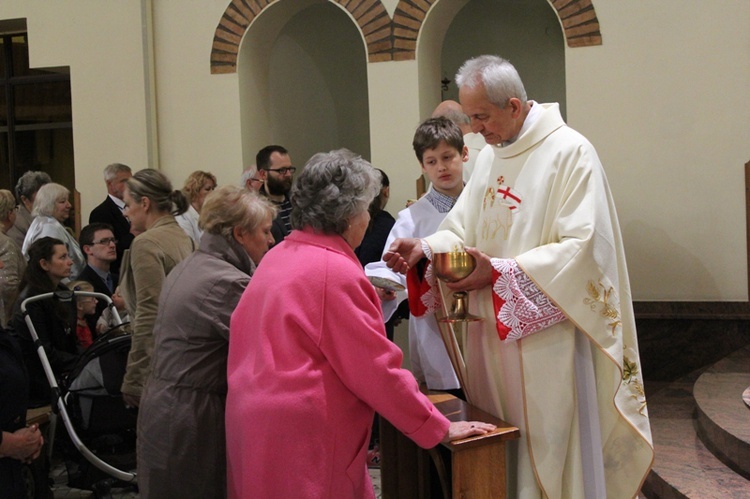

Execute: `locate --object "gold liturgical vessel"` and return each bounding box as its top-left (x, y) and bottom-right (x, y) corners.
top-left (433, 250), bottom-right (483, 323)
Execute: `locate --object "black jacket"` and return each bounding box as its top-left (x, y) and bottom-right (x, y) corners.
top-left (0, 327), bottom-right (28, 498)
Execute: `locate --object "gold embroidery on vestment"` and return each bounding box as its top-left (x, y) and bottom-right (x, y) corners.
top-left (585, 280), bottom-right (648, 416)
top-left (584, 280), bottom-right (621, 336)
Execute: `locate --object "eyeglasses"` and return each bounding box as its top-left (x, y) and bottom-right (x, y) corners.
top-left (92, 237), bottom-right (118, 245)
top-left (249, 178), bottom-right (262, 184)
top-left (263, 167), bottom-right (296, 175)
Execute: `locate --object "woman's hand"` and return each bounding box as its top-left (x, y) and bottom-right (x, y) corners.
top-left (375, 287), bottom-right (397, 302)
top-left (0, 424), bottom-right (44, 463)
top-left (444, 246), bottom-right (494, 292)
top-left (122, 392), bottom-right (141, 409)
top-left (442, 420), bottom-right (496, 443)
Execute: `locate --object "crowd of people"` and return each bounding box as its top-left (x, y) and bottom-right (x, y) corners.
top-left (1, 54), bottom-right (655, 499)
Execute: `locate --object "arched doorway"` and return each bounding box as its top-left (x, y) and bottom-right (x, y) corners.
top-left (418, 0), bottom-right (567, 119)
top-left (237, 1), bottom-right (370, 168)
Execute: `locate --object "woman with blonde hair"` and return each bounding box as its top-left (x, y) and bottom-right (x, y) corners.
top-left (0, 189), bottom-right (25, 326)
top-left (137, 185), bottom-right (275, 498)
top-left (175, 170), bottom-right (217, 244)
top-left (119, 169), bottom-right (194, 408)
top-left (21, 182), bottom-right (85, 278)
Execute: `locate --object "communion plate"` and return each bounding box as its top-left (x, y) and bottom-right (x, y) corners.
top-left (368, 276), bottom-right (405, 292)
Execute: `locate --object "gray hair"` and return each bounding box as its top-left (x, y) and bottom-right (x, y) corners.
top-left (32, 182), bottom-right (69, 217)
top-left (199, 185), bottom-right (277, 239)
top-left (103, 163), bottom-right (132, 182)
top-left (15, 170), bottom-right (51, 202)
top-left (455, 55), bottom-right (527, 107)
top-left (0, 189), bottom-right (16, 220)
top-left (126, 168), bottom-right (188, 216)
top-left (291, 149), bottom-right (380, 235)
top-left (240, 165), bottom-right (258, 186)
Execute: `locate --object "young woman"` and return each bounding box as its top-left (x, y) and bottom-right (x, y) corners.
top-left (10, 237), bottom-right (77, 406)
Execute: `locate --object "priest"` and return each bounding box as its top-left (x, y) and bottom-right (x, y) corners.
top-left (385, 55), bottom-right (654, 499)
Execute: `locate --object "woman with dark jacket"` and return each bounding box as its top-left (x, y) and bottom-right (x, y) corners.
top-left (10, 237), bottom-right (77, 407)
top-left (354, 168), bottom-right (395, 267)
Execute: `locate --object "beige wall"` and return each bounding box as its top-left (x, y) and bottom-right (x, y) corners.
top-left (565, 0), bottom-right (750, 300)
top-left (2, 0), bottom-right (749, 301)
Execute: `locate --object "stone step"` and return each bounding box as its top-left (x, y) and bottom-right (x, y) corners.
top-left (693, 346), bottom-right (750, 479)
top-left (641, 363), bottom-right (750, 497)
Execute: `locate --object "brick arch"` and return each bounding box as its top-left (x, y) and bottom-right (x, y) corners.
top-left (210, 0), bottom-right (394, 74)
top-left (391, 0), bottom-right (602, 61)
top-left (210, 0), bottom-right (601, 73)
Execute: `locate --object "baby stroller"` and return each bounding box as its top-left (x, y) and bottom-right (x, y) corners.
top-left (21, 289), bottom-right (137, 496)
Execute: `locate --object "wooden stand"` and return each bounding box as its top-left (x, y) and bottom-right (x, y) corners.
top-left (380, 393), bottom-right (519, 499)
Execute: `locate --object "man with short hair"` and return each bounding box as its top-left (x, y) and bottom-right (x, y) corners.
top-left (78, 223), bottom-right (124, 332)
top-left (89, 163), bottom-right (134, 275)
top-left (386, 55), bottom-right (653, 497)
top-left (241, 164), bottom-right (263, 192)
top-left (7, 170), bottom-right (51, 248)
top-left (432, 99), bottom-right (485, 181)
top-left (256, 145), bottom-right (294, 244)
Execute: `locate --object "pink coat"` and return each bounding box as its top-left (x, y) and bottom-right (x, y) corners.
top-left (226, 228), bottom-right (449, 498)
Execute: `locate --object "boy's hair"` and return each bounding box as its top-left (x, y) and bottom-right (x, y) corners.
top-left (412, 116), bottom-right (465, 164)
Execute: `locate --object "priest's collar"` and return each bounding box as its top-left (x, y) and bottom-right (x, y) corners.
top-left (501, 100), bottom-right (540, 147)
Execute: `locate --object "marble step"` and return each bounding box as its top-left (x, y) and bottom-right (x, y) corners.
top-left (693, 346), bottom-right (750, 479)
top-left (641, 371), bottom-right (750, 497)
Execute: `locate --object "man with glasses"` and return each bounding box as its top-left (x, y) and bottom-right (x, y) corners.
top-left (89, 163), bottom-right (135, 275)
top-left (256, 145), bottom-right (295, 244)
top-left (78, 223), bottom-right (125, 332)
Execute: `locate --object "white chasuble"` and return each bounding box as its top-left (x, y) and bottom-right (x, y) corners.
top-left (423, 104), bottom-right (653, 498)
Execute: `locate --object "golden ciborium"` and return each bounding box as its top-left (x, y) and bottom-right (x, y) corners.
top-left (433, 250), bottom-right (483, 323)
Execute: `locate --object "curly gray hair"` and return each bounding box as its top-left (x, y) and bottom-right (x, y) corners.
top-left (291, 149), bottom-right (380, 235)
top-left (15, 170), bottom-right (51, 202)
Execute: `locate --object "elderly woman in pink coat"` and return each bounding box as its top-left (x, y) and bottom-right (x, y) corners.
top-left (226, 149), bottom-right (495, 499)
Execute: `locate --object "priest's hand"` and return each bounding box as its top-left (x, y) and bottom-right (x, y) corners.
top-left (442, 420), bottom-right (497, 443)
top-left (445, 246), bottom-right (493, 291)
top-left (383, 238), bottom-right (424, 274)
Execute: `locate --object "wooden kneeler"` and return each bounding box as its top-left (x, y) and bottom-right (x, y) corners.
top-left (380, 393), bottom-right (520, 499)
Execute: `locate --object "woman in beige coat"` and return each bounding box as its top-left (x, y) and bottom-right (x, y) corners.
top-left (0, 190), bottom-right (25, 327)
top-left (119, 169), bottom-right (194, 407)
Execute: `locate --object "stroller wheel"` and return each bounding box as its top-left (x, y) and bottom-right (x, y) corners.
top-left (91, 478), bottom-right (114, 498)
